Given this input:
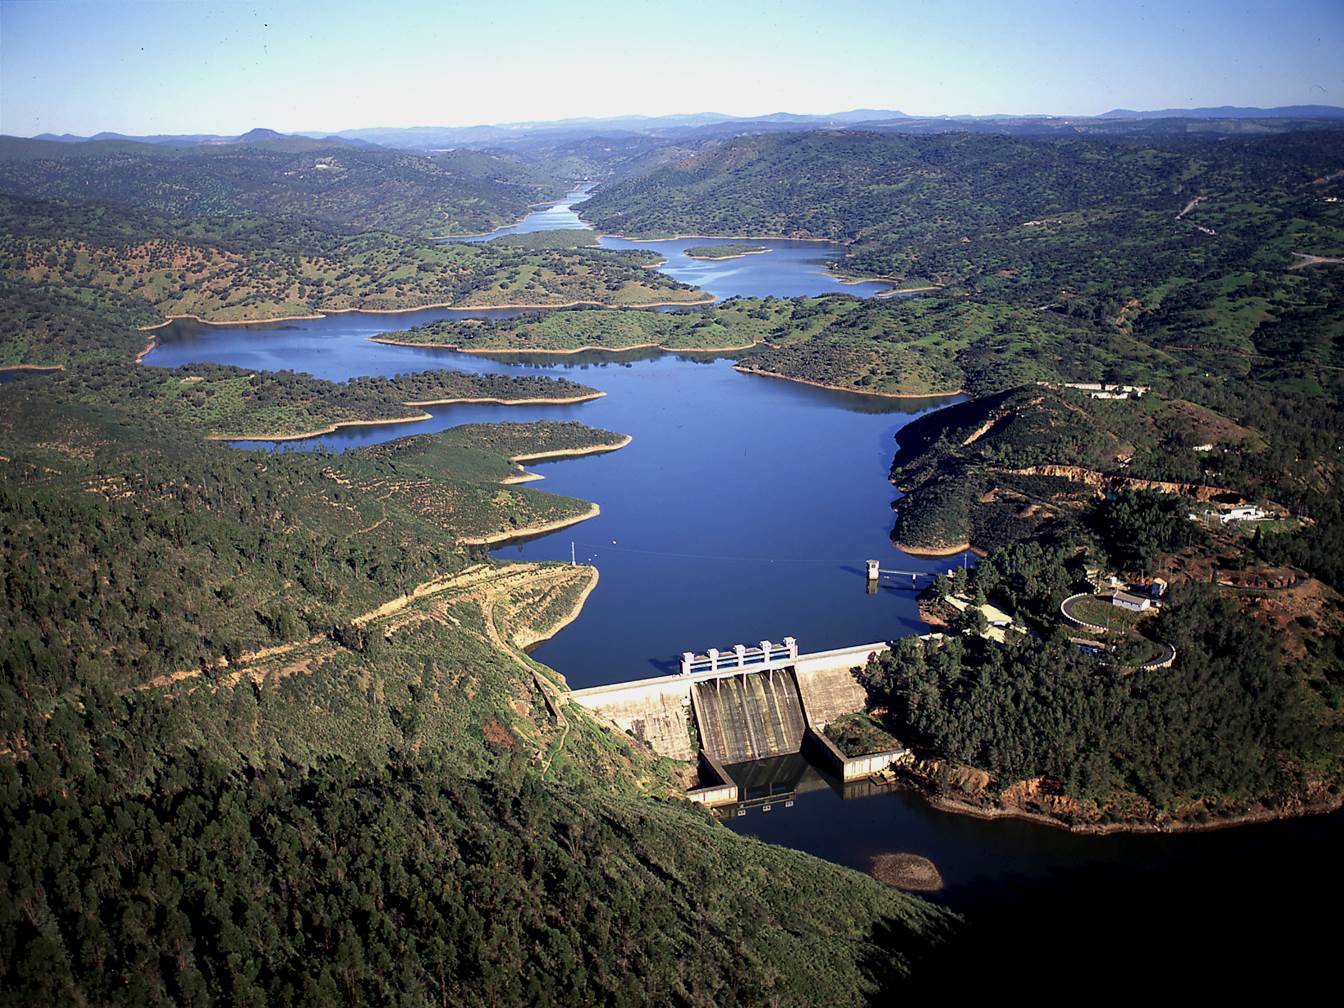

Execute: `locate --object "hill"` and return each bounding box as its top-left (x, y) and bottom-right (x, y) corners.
top-left (0, 194), bottom-right (708, 366)
top-left (0, 375), bottom-right (947, 1004)
top-left (0, 135), bottom-right (556, 236)
top-left (578, 129), bottom-right (1344, 312)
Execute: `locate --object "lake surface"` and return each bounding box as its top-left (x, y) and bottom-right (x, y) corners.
top-left (441, 184), bottom-right (894, 300)
top-left (149, 321), bottom-right (962, 684)
top-left (143, 187), bottom-right (1343, 986)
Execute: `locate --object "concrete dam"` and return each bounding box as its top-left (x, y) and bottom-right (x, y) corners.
top-left (566, 638), bottom-right (910, 806)
top-left (691, 667), bottom-right (807, 764)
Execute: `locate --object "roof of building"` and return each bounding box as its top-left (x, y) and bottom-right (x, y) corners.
top-left (1112, 591), bottom-right (1149, 607)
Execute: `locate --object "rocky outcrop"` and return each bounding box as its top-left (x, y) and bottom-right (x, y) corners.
top-left (993, 464), bottom-right (1237, 502)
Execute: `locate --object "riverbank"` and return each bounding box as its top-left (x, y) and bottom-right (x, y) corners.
top-left (514, 566), bottom-right (601, 652)
top-left (459, 501), bottom-right (602, 547)
top-left (891, 764), bottom-right (1344, 836)
top-left (204, 411), bottom-right (434, 443)
top-left (373, 336), bottom-right (759, 356)
top-left (732, 364), bottom-right (961, 400)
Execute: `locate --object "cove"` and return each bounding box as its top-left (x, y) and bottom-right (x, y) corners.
top-left (147, 321), bottom-right (964, 687)
top-left (440, 184), bottom-right (894, 300)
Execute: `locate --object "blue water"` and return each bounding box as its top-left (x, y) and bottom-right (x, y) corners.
top-left (440, 184), bottom-right (597, 241)
top-left (141, 185), bottom-right (1343, 986)
top-left (149, 318), bottom-right (962, 687)
top-left (438, 184), bottom-right (893, 300)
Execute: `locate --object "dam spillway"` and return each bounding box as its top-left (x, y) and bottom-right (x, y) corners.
top-left (691, 668), bottom-right (808, 764)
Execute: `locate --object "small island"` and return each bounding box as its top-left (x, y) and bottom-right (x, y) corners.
top-left (682, 243), bottom-right (770, 261)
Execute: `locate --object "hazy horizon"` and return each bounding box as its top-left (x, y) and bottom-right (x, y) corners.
top-left (3, 0), bottom-right (1342, 137)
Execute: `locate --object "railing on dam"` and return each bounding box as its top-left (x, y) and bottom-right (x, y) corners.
top-left (680, 637), bottom-right (798, 676)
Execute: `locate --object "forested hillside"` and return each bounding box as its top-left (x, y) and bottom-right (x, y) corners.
top-left (0, 194), bottom-right (707, 362)
top-left (0, 136), bottom-right (554, 236)
top-left (0, 377), bottom-right (946, 1003)
top-left (32, 360), bottom-right (599, 439)
top-left (580, 129), bottom-right (1344, 316)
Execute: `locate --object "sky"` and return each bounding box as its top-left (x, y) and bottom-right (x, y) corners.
top-left (2, 0), bottom-right (1342, 136)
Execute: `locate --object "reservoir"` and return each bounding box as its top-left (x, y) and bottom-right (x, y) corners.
top-left (141, 188), bottom-right (1343, 983)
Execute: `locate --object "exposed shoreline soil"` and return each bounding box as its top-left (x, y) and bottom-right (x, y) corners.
top-left (204, 412), bottom-right (435, 443)
top-left (683, 248), bottom-right (771, 261)
top-left (373, 336), bottom-right (760, 355)
top-left (515, 567), bottom-right (601, 652)
top-left (401, 391), bottom-right (604, 406)
top-left (510, 435), bottom-right (632, 464)
top-left (893, 539), bottom-right (977, 557)
top-left (459, 501), bottom-right (601, 547)
top-left (898, 769), bottom-right (1344, 836)
top-left (732, 364), bottom-right (961, 400)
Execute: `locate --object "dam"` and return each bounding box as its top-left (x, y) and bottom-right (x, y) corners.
top-left (566, 637), bottom-right (909, 806)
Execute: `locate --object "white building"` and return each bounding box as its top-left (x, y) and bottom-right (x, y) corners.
top-left (1219, 506), bottom-right (1269, 524)
top-left (1112, 591), bottom-right (1151, 612)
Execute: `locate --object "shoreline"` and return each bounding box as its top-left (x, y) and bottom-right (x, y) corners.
top-left (203, 390), bottom-right (607, 443)
top-left (205, 412), bottom-right (434, 443)
top-left (401, 390), bottom-right (605, 406)
top-left (905, 776), bottom-right (1344, 836)
top-left (732, 365), bottom-right (961, 400)
top-left (460, 501), bottom-right (601, 546)
top-left (428, 185), bottom-right (595, 241)
top-left (683, 248), bottom-right (771, 261)
top-left (510, 434), bottom-right (632, 464)
top-left (376, 337), bottom-right (760, 356)
top-left (893, 539), bottom-right (976, 557)
top-left (876, 284), bottom-right (942, 296)
top-left (516, 566), bottom-right (601, 652)
top-left (135, 293), bottom-right (714, 336)
top-left (598, 229), bottom-right (841, 243)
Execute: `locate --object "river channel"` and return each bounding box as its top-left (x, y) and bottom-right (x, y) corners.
top-left (141, 186), bottom-right (1342, 982)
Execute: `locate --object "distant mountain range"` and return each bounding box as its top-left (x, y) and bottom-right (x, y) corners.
top-left (1099, 104), bottom-right (1344, 120)
top-left (30, 126), bottom-right (375, 148)
top-left (25, 105), bottom-right (1344, 152)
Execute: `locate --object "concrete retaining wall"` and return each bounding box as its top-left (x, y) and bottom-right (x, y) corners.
top-left (792, 641), bottom-right (886, 727)
top-left (686, 750), bottom-right (739, 807)
top-left (569, 678), bottom-right (695, 760)
top-left (804, 726), bottom-right (908, 783)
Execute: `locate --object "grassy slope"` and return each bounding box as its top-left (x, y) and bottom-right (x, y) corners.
top-left (0, 194), bottom-right (708, 366)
